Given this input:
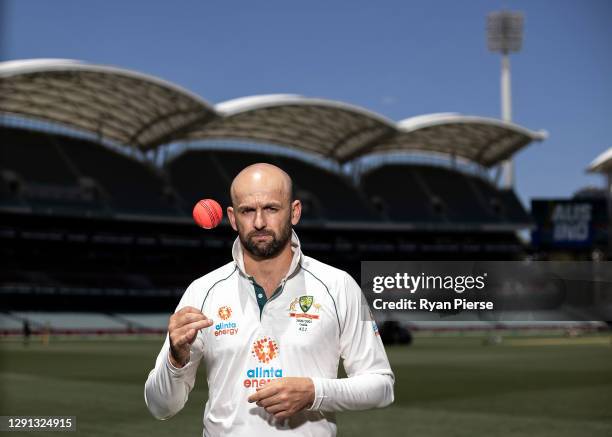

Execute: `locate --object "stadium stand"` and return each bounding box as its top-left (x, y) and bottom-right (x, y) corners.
top-left (166, 149), bottom-right (379, 222)
top-left (0, 311), bottom-right (171, 335)
top-left (273, 154), bottom-right (378, 221)
top-left (471, 175), bottom-right (532, 223)
top-left (413, 165), bottom-right (496, 222)
top-left (1, 127), bottom-right (182, 216)
top-left (0, 127), bottom-right (99, 212)
top-left (10, 312), bottom-right (127, 331)
top-left (115, 313), bottom-right (170, 331)
top-left (361, 164), bottom-right (531, 225)
top-left (0, 312), bottom-right (25, 334)
top-left (361, 165), bottom-right (438, 222)
top-left (57, 134), bottom-right (182, 215)
top-left (0, 128), bottom-right (75, 185)
top-left (165, 149), bottom-right (230, 210)
top-left (1, 59), bottom-right (557, 335)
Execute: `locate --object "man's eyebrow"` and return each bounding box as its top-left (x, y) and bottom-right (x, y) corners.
top-left (237, 201), bottom-right (282, 209)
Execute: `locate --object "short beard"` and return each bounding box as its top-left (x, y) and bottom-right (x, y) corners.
top-left (239, 218), bottom-right (292, 259)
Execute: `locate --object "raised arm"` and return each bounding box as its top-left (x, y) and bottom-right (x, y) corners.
top-left (144, 306), bottom-right (212, 420)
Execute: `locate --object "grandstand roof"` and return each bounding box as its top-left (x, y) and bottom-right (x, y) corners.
top-left (587, 147), bottom-right (612, 174)
top-left (182, 94), bottom-right (397, 161)
top-left (0, 59), bottom-right (217, 150)
top-left (359, 113), bottom-right (548, 167)
top-left (183, 100), bottom-right (546, 166)
top-left (0, 59), bottom-right (547, 166)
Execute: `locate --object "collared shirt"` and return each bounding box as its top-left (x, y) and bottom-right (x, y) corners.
top-left (145, 229), bottom-right (394, 437)
top-left (252, 279), bottom-right (281, 314)
top-left (231, 230), bottom-right (302, 315)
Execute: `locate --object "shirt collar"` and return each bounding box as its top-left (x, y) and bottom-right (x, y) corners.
top-left (232, 229), bottom-right (303, 282)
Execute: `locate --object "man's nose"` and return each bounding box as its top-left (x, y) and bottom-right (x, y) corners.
top-left (253, 209), bottom-right (266, 229)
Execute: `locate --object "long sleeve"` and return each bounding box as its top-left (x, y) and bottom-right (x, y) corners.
top-left (308, 272), bottom-right (394, 412)
top-left (144, 333), bottom-right (204, 419)
top-left (144, 284), bottom-right (205, 420)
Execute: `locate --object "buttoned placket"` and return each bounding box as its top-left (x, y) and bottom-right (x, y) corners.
top-left (232, 229), bottom-right (302, 322)
top-left (249, 276), bottom-right (288, 320)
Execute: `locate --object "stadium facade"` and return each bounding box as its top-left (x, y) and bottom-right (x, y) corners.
top-left (1, 59), bottom-right (552, 334)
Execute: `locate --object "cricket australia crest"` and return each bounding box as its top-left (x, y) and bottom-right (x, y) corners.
top-left (299, 295), bottom-right (313, 313)
top-left (289, 295), bottom-right (321, 332)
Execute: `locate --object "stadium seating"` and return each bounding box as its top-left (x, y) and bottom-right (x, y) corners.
top-left (0, 313), bottom-right (25, 332)
top-left (1, 127), bottom-right (539, 333)
top-left (6, 311), bottom-right (172, 334)
top-left (166, 149), bottom-right (379, 222)
top-left (361, 165), bottom-right (440, 222)
top-left (413, 165), bottom-right (496, 222)
top-left (55, 136), bottom-right (181, 215)
top-left (115, 313), bottom-right (169, 331)
top-left (273, 155), bottom-right (379, 221)
top-left (10, 312), bottom-right (127, 330)
top-left (361, 164), bottom-right (531, 224)
top-left (0, 128), bottom-right (76, 186)
top-left (0, 128), bottom-right (101, 212)
top-left (166, 149), bottom-right (254, 211)
top-left (0, 127), bottom-right (181, 215)
top-left (2, 127), bottom-right (531, 225)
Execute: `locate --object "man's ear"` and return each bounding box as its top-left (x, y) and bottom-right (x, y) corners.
top-left (227, 206), bottom-right (238, 231)
top-left (290, 200), bottom-right (301, 225)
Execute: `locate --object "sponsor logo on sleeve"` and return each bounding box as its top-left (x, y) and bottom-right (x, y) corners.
top-left (369, 307), bottom-right (380, 336)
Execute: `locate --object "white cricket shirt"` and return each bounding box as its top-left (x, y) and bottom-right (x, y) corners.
top-left (144, 229), bottom-right (394, 436)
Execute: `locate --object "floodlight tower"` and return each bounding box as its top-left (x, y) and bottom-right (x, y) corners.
top-left (487, 10), bottom-right (524, 189)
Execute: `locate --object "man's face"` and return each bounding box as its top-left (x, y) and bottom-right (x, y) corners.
top-left (232, 192), bottom-right (293, 259)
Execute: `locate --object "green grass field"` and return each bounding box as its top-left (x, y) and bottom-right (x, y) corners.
top-left (1, 334), bottom-right (611, 436)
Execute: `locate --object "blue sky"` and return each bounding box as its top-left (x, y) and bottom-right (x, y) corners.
top-left (3, 0), bottom-right (611, 207)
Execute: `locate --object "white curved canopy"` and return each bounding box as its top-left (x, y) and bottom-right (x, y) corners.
top-left (0, 59), bottom-right (548, 166)
top-left (358, 113), bottom-right (548, 167)
top-left (0, 59), bottom-right (217, 150)
top-left (183, 94), bottom-right (397, 161)
top-left (587, 147), bottom-right (612, 174)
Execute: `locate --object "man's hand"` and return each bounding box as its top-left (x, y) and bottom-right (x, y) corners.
top-left (247, 377), bottom-right (315, 420)
top-left (168, 306), bottom-right (213, 368)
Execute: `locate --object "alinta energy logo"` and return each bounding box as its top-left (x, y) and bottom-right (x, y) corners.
top-left (243, 336), bottom-right (282, 388)
top-left (218, 306), bottom-right (232, 320)
top-left (214, 305), bottom-right (238, 337)
top-left (252, 336), bottom-right (278, 363)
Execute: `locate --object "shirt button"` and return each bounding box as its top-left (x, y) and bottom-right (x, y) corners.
top-left (258, 293), bottom-right (263, 298)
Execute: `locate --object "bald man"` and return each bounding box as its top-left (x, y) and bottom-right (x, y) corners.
top-left (145, 163), bottom-right (394, 437)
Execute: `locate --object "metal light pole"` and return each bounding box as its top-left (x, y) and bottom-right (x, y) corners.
top-left (487, 11), bottom-right (524, 189)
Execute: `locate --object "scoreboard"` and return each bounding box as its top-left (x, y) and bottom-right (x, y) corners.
top-left (531, 198), bottom-right (608, 250)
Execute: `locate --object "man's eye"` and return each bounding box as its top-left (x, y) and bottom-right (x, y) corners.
top-left (265, 207), bottom-right (278, 212)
